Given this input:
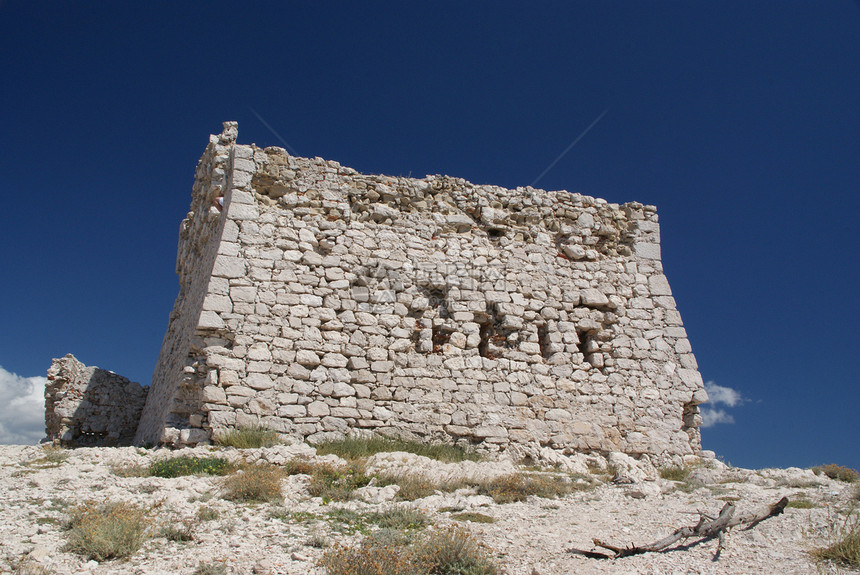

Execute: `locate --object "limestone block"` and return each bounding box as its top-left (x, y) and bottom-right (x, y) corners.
top-left (231, 286), bottom-right (257, 303)
top-left (371, 361), bottom-right (394, 372)
top-left (633, 242), bottom-right (661, 260)
top-left (648, 274), bottom-right (672, 296)
top-left (198, 311), bottom-right (225, 330)
top-left (202, 385), bottom-right (227, 404)
top-left (322, 353), bottom-right (348, 368)
top-left (246, 373), bottom-right (275, 390)
top-left (202, 294), bottom-right (232, 313)
top-left (278, 405), bottom-right (307, 418)
top-left (212, 255), bottom-right (246, 278)
top-left (677, 368), bottom-right (703, 390)
top-left (307, 401), bottom-right (330, 417)
top-left (227, 202), bottom-right (259, 220)
top-left (248, 398), bottom-right (275, 415)
top-left (580, 288), bottom-right (609, 307)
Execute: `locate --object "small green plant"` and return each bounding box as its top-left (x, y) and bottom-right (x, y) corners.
top-left (64, 501), bottom-right (152, 561)
top-left (299, 462), bottom-right (373, 502)
top-left (215, 425), bottom-right (281, 449)
top-left (811, 512), bottom-right (860, 569)
top-left (367, 506), bottom-right (429, 531)
top-left (812, 464), bottom-right (859, 483)
top-left (451, 512), bottom-right (496, 524)
top-left (315, 435), bottom-right (479, 463)
top-left (194, 560), bottom-right (228, 575)
top-left (659, 465), bottom-right (692, 481)
top-left (787, 499), bottom-right (815, 509)
top-left (325, 508), bottom-right (372, 535)
top-left (150, 456), bottom-right (232, 478)
top-left (222, 465), bottom-right (283, 502)
top-left (475, 473), bottom-right (580, 504)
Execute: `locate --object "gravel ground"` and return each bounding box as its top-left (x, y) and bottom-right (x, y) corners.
top-left (1, 444), bottom-right (857, 575)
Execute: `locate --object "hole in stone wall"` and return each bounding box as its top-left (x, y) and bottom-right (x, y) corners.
top-left (432, 326), bottom-right (451, 353)
top-left (538, 323), bottom-right (552, 360)
top-left (426, 288), bottom-right (449, 318)
top-left (478, 321), bottom-right (493, 358)
top-left (576, 329), bottom-right (592, 357)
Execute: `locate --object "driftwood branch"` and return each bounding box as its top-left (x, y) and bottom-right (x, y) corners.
top-left (569, 497), bottom-right (788, 560)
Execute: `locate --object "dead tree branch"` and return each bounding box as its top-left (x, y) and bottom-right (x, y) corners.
top-left (568, 497), bottom-right (788, 560)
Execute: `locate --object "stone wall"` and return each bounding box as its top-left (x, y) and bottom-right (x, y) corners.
top-left (45, 354), bottom-right (148, 446)
top-left (135, 122), bottom-right (708, 462)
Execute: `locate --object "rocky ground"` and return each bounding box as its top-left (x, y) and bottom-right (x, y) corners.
top-left (1, 443), bottom-right (857, 575)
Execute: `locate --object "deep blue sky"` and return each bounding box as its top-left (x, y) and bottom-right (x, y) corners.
top-left (1, 2), bottom-right (857, 469)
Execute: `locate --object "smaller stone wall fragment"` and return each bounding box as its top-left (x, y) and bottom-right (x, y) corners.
top-left (45, 354), bottom-right (149, 446)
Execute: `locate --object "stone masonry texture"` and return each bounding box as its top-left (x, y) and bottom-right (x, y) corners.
top-left (130, 122), bottom-right (708, 462)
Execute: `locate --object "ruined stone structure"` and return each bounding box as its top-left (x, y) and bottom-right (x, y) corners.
top-left (119, 122), bottom-right (708, 461)
top-left (45, 354), bottom-right (148, 446)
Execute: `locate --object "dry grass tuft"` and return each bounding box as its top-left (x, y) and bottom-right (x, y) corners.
top-left (315, 435), bottom-right (479, 463)
top-left (811, 512), bottom-right (860, 569)
top-left (319, 525), bottom-right (498, 575)
top-left (64, 501), bottom-right (153, 561)
top-left (812, 464), bottom-right (859, 483)
top-left (214, 425), bottom-right (281, 449)
top-left (475, 472), bottom-right (581, 504)
top-left (221, 465), bottom-right (283, 502)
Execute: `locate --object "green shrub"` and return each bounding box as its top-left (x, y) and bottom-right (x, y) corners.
top-left (221, 465), bottom-right (283, 502)
top-left (315, 436), bottom-right (479, 463)
top-left (812, 513), bottom-right (860, 569)
top-left (64, 501), bottom-right (152, 561)
top-left (787, 499), bottom-right (815, 509)
top-left (812, 464), bottom-right (859, 483)
top-left (215, 425), bottom-right (281, 449)
top-left (150, 456), bottom-right (232, 478)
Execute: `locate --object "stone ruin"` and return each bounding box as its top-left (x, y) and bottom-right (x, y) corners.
top-left (47, 122), bottom-right (708, 462)
top-left (45, 354), bottom-right (148, 446)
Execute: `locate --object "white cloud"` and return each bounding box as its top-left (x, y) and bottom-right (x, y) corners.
top-left (0, 366), bottom-right (46, 445)
top-left (699, 381), bottom-right (745, 428)
top-left (700, 408), bottom-right (735, 428)
top-left (704, 381), bottom-right (743, 407)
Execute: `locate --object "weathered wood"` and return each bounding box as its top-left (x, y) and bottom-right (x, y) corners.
top-left (569, 497), bottom-right (788, 560)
